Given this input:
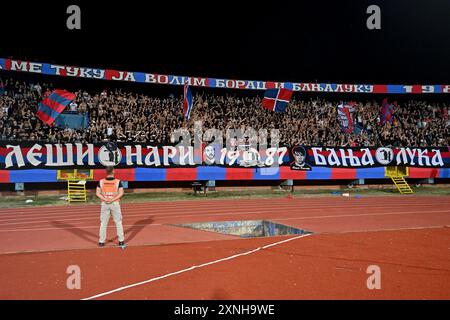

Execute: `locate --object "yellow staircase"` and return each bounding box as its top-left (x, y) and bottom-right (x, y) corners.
top-left (390, 176), bottom-right (414, 194)
top-left (67, 179), bottom-right (87, 203)
top-left (385, 166), bottom-right (414, 194)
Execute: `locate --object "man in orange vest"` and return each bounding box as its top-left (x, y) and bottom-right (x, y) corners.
top-left (96, 166), bottom-right (125, 248)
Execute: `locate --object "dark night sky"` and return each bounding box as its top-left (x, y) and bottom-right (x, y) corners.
top-left (1, 0), bottom-right (450, 84)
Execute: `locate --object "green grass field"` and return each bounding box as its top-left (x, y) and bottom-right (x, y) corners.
top-left (1, 185), bottom-right (449, 208)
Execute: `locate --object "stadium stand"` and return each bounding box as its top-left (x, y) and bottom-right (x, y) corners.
top-left (1, 76), bottom-right (449, 147)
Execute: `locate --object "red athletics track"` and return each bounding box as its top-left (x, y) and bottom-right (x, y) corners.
top-left (0, 196), bottom-right (449, 299)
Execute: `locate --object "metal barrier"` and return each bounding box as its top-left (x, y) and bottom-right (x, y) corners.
top-left (385, 166), bottom-right (413, 194)
top-left (58, 169), bottom-right (93, 203)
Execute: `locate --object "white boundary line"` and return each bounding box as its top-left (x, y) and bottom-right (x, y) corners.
top-left (81, 233), bottom-right (312, 300)
top-left (2, 208), bottom-right (450, 233)
top-left (3, 198), bottom-right (450, 218)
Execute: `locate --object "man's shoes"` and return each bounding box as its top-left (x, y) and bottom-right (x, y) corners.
top-left (99, 242), bottom-right (105, 247)
top-left (118, 241), bottom-right (126, 249)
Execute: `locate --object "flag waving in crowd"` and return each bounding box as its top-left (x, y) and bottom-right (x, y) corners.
top-left (337, 102), bottom-right (355, 134)
top-left (36, 89), bottom-right (76, 125)
top-left (380, 98), bottom-right (396, 125)
top-left (183, 82), bottom-right (193, 120)
top-left (262, 87), bottom-right (293, 113)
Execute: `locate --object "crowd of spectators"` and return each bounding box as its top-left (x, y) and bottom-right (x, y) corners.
top-left (1, 76), bottom-right (449, 147)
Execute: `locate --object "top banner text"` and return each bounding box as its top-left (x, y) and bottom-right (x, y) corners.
top-left (1, 58), bottom-right (449, 94)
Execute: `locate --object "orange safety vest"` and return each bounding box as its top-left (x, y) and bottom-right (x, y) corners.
top-left (99, 178), bottom-right (121, 202)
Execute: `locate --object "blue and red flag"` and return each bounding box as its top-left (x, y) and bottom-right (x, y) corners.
top-left (36, 89), bottom-right (76, 125)
top-left (337, 102), bottom-right (355, 134)
top-left (262, 88), bottom-right (293, 112)
top-left (380, 98), bottom-right (396, 125)
top-left (183, 82), bottom-right (193, 120)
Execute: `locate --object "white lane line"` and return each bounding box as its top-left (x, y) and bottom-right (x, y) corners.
top-left (317, 224), bottom-right (450, 234)
top-left (272, 209), bottom-right (450, 222)
top-left (81, 233), bottom-right (312, 300)
top-left (0, 202), bottom-right (450, 228)
top-left (2, 201), bottom-right (450, 226)
top-left (2, 196), bottom-right (450, 216)
top-left (0, 223), bottom-right (163, 233)
top-left (2, 200), bottom-right (448, 220)
top-left (2, 209), bottom-right (450, 233)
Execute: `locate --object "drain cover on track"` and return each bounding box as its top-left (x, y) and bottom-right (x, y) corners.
top-left (173, 220), bottom-right (312, 238)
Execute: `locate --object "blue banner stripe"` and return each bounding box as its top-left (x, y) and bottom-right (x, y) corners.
top-left (439, 168), bottom-right (450, 178)
top-left (208, 78), bottom-right (217, 87)
top-left (134, 72), bottom-right (146, 83)
top-left (356, 167), bottom-right (386, 179)
top-left (9, 170), bottom-right (57, 183)
top-left (42, 64), bottom-right (54, 74)
top-left (196, 166), bottom-right (227, 180)
top-left (306, 167), bottom-right (332, 180)
top-left (134, 168), bottom-right (166, 181)
top-left (254, 167), bottom-right (280, 180)
top-left (387, 85), bottom-right (404, 93)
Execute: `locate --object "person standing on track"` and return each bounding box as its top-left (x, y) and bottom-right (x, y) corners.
top-left (96, 166), bottom-right (126, 249)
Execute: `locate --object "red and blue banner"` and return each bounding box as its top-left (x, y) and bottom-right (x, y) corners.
top-left (380, 98), bottom-right (396, 125)
top-left (36, 90), bottom-right (76, 125)
top-left (0, 166), bottom-right (448, 183)
top-left (337, 102), bottom-right (355, 134)
top-left (1, 142), bottom-right (450, 182)
top-left (183, 82), bottom-right (193, 120)
top-left (262, 88), bottom-right (293, 112)
top-left (1, 58), bottom-right (450, 94)
top-left (1, 142), bottom-right (450, 170)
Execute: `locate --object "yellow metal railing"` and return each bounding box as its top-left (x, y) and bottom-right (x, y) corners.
top-left (385, 166), bottom-right (414, 194)
top-left (57, 169), bottom-right (93, 180)
top-left (58, 169), bottom-right (93, 203)
top-left (67, 179), bottom-right (87, 203)
top-left (385, 166), bottom-right (409, 178)
top-left (390, 176), bottom-right (414, 194)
